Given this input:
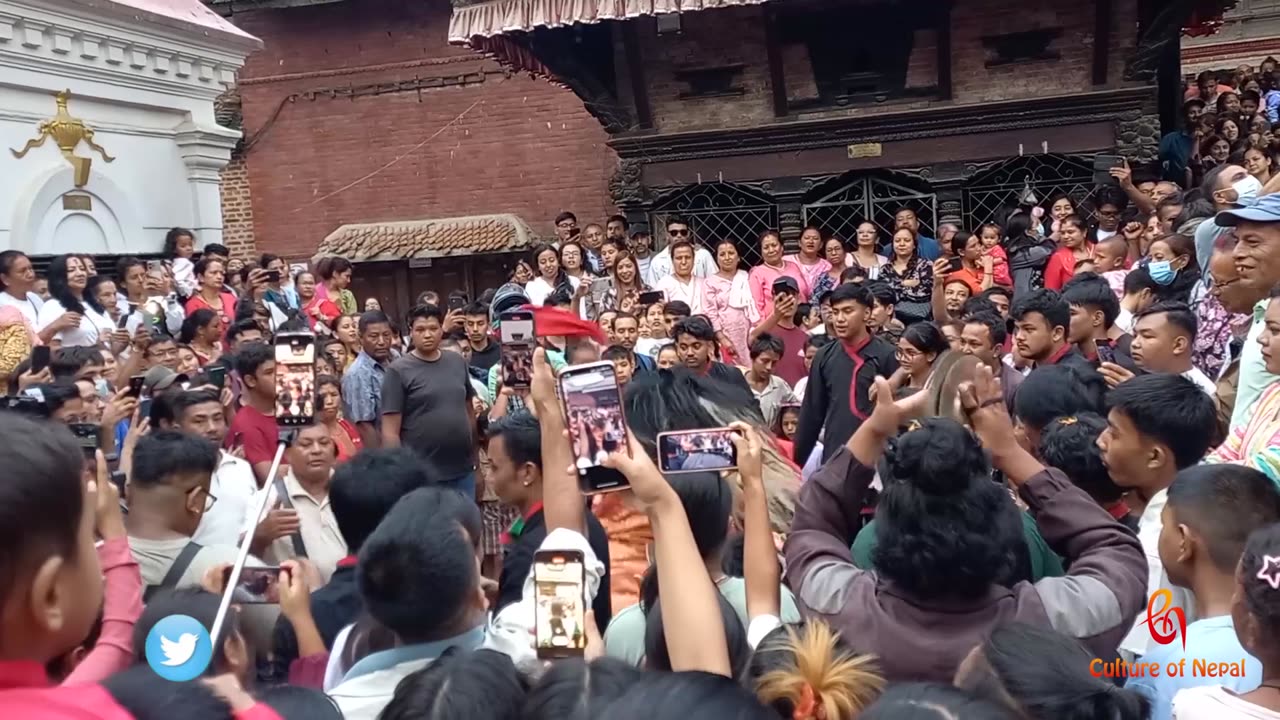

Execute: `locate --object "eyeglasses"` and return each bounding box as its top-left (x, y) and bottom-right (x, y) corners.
top-left (189, 486), bottom-right (217, 512)
top-left (895, 347), bottom-right (921, 361)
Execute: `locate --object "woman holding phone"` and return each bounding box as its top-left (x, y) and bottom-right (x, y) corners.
top-left (37, 255), bottom-right (110, 348)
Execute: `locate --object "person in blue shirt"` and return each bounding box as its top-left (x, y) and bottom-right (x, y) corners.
top-left (1125, 463), bottom-right (1280, 720)
top-left (1159, 99), bottom-right (1206, 185)
top-left (894, 207), bottom-right (941, 261)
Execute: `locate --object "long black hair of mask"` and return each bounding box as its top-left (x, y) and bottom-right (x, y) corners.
top-left (872, 418), bottom-right (1029, 599)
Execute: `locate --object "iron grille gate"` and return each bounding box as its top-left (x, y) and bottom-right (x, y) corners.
top-left (961, 154), bottom-right (1099, 229)
top-left (802, 174), bottom-right (938, 247)
top-left (649, 183), bottom-right (779, 267)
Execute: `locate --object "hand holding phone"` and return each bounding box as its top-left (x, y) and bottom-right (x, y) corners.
top-left (500, 311), bottom-right (536, 390)
top-left (657, 428), bottom-right (739, 473)
top-left (274, 333), bottom-right (316, 426)
top-left (558, 362), bottom-right (630, 494)
top-left (533, 550), bottom-right (587, 659)
top-left (30, 346), bottom-right (51, 374)
top-left (223, 566), bottom-right (283, 604)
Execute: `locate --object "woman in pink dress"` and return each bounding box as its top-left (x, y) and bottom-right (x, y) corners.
top-left (748, 230), bottom-right (809, 320)
top-left (785, 225), bottom-right (833, 291)
top-left (702, 239), bottom-right (758, 365)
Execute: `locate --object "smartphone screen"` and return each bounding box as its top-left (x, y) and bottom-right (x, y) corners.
top-left (533, 550), bottom-right (587, 659)
top-left (558, 361), bottom-right (629, 493)
top-left (274, 333), bottom-right (316, 426)
top-left (208, 364), bottom-right (227, 391)
top-left (223, 566), bottom-right (282, 604)
top-left (638, 290), bottom-right (664, 306)
top-left (657, 428), bottom-right (739, 473)
top-left (30, 346), bottom-right (50, 373)
top-left (126, 374), bottom-right (146, 398)
top-left (1096, 342), bottom-right (1116, 365)
top-left (500, 312), bottom-right (535, 390)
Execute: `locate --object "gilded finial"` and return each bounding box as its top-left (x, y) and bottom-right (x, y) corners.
top-left (10, 89), bottom-right (114, 187)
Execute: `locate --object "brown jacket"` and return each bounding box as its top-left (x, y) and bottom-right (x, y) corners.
top-left (783, 446), bottom-right (1147, 683)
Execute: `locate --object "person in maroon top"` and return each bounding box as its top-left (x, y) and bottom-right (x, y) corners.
top-left (671, 315), bottom-right (754, 396)
top-left (747, 276), bottom-right (812, 386)
top-left (1010, 288), bottom-right (1095, 375)
top-left (226, 341), bottom-right (281, 483)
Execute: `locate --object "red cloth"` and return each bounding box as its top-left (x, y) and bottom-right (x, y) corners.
top-left (770, 324), bottom-right (810, 387)
top-left (1043, 245), bottom-right (1094, 291)
top-left (184, 291), bottom-right (238, 326)
top-left (526, 305), bottom-right (608, 345)
top-left (62, 538), bottom-right (141, 686)
top-left (0, 661), bottom-right (133, 720)
top-left (302, 297), bottom-right (341, 333)
top-left (287, 652), bottom-right (329, 689)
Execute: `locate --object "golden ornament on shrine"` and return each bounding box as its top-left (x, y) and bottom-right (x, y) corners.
top-left (11, 89), bottom-right (115, 188)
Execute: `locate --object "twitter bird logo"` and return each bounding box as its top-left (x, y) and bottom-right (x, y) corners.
top-left (145, 615), bottom-right (212, 682)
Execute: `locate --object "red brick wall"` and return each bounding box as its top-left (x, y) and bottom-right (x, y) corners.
top-left (634, 0), bottom-right (1141, 133)
top-left (218, 155), bottom-right (256, 258)
top-left (228, 0), bottom-right (617, 261)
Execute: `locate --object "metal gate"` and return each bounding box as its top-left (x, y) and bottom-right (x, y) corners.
top-left (649, 183), bottom-right (779, 267)
top-left (961, 154), bottom-right (1098, 229)
top-left (802, 173), bottom-right (937, 245)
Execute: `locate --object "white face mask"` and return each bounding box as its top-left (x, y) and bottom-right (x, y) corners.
top-left (1231, 174), bottom-right (1263, 206)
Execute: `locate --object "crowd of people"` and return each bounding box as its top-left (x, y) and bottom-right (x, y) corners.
top-left (7, 62), bottom-right (1280, 720)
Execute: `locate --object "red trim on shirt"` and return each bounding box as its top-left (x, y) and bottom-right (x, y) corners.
top-left (500, 501), bottom-right (544, 546)
top-left (840, 334), bottom-right (872, 420)
top-left (336, 555), bottom-right (358, 569)
top-left (1042, 342), bottom-right (1073, 366)
top-left (1105, 500), bottom-right (1132, 520)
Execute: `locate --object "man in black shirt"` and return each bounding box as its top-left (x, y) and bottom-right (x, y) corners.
top-left (794, 282), bottom-right (898, 466)
top-left (1011, 289), bottom-right (1096, 376)
top-left (464, 301), bottom-right (500, 371)
top-left (487, 410), bottom-right (612, 632)
top-left (672, 315), bottom-right (753, 395)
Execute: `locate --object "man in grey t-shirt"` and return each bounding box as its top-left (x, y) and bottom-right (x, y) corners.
top-left (381, 304), bottom-right (477, 498)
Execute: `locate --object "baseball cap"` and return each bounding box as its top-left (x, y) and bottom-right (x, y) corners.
top-left (1215, 194), bottom-right (1280, 226)
top-left (142, 366), bottom-right (188, 394)
top-left (771, 276), bottom-right (800, 296)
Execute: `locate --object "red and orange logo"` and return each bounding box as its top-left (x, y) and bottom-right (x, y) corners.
top-left (1141, 589), bottom-right (1186, 650)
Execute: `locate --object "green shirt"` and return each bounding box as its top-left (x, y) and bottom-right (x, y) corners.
top-left (851, 511), bottom-right (1064, 582)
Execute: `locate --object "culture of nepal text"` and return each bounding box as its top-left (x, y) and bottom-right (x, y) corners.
top-left (1090, 658), bottom-right (1249, 679)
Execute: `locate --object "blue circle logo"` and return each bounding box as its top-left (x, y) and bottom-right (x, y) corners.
top-left (144, 614), bottom-right (213, 681)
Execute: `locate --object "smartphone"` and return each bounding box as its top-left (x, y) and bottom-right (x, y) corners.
top-left (30, 346), bottom-right (51, 374)
top-left (137, 397), bottom-right (153, 421)
top-left (533, 549), bottom-right (587, 659)
top-left (116, 312), bottom-right (130, 330)
top-left (946, 256), bottom-right (964, 273)
top-left (264, 270), bottom-right (281, 284)
top-left (146, 260), bottom-right (163, 274)
top-left (558, 361), bottom-right (630, 494)
top-left (2, 395), bottom-right (46, 417)
top-left (1096, 342), bottom-right (1116, 365)
top-left (223, 566), bottom-right (282, 604)
top-left (68, 422), bottom-right (99, 455)
top-left (448, 295), bottom-right (467, 311)
top-left (638, 290), bottom-right (665, 306)
top-left (500, 311), bottom-right (536, 390)
top-left (207, 364), bottom-right (227, 391)
top-left (274, 332), bottom-right (316, 426)
top-left (126, 374), bottom-right (146, 398)
top-left (657, 428), bottom-right (739, 474)
top-left (1093, 154), bottom-right (1125, 185)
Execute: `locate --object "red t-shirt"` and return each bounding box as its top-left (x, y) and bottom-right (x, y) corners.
top-left (770, 324), bottom-right (811, 387)
top-left (227, 405), bottom-right (280, 468)
top-left (184, 292), bottom-right (238, 327)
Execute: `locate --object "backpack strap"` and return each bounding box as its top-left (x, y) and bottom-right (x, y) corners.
top-left (143, 541), bottom-right (203, 602)
top-left (273, 476), bottom-right (309, 559)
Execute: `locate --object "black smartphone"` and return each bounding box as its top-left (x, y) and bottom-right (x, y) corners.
top-left (126, 374), bottom-right (146, 399)
top-left (264, 270), bottom-right (281, 284)
top-left (275, 332), bottom-right (316, 427)
top-left (500, 311), bottom-right (536, 390)
top-left (1093, 154), bottom-right (1125, 186)
top-left (558, 361), bottom-right (630, 494)
top-left (137, 397), bottom-right (153, 422)
top-left (68, 422), bottom-right (99, 455)
top-left (448, 295), bottom-right (467, 311)
top-left (207, 364), bottom-right (227, 391)
top-left (1096, 342), bottom-right (1116, 365)
top-left (116, 312), bottom-right (129, 329)
top-left (223, 566), bottom-right (283, 604)
top-left (947, 256), bottom-right (964, 273)
top-left (657, 428), bottom-right (739, 474)
top-left (533, 549), bottom-right (587, 659)
top-left (30, 346), bottom-right (51, 374)
top-left (638, 290), bottom-right (665, 306)
top-left (2, 395), bottom-right (46, 417)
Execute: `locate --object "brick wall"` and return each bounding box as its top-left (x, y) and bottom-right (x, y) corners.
top-left (227, 0), bottom-right (617, 261)
top-left (218, 154), bottom-right (256, 258)
top-left (634, 0), bottom-right (1141, 133)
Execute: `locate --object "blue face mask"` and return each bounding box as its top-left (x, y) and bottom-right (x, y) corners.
top-left (1148, 260), bottom-right (1177, 286)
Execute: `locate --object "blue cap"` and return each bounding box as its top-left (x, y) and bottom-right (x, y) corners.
top-left (1216, 194), bottom-right (1280, 226)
